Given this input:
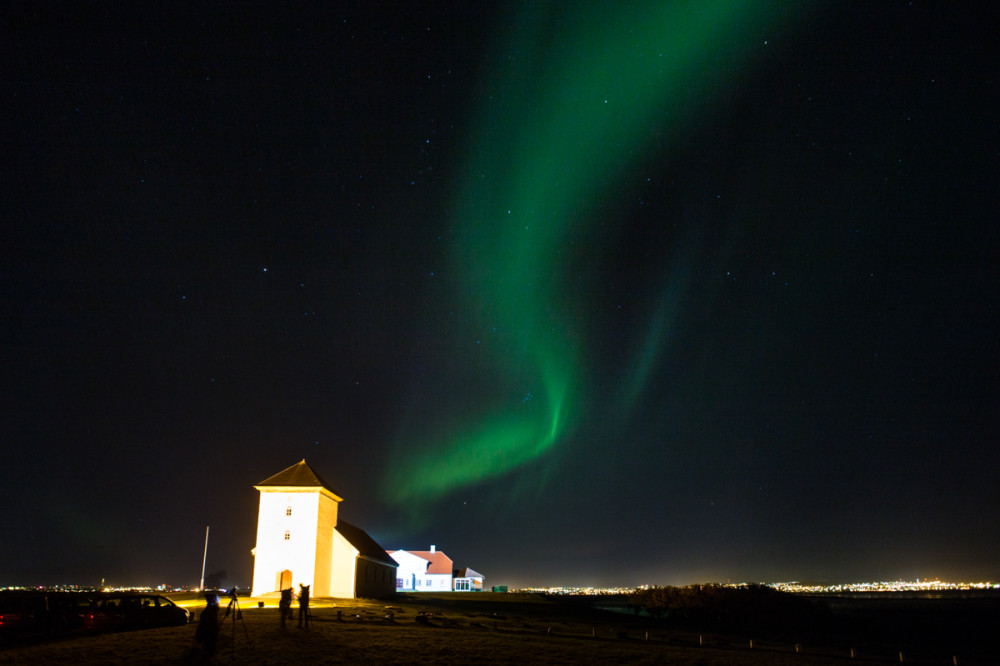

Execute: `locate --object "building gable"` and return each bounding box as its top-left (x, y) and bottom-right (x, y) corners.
top-left (255, 459), bottom-right (343, 501)
top-left (388, 550), bottom-right (431, 572)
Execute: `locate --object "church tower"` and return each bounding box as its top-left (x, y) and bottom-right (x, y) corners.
top-left (250, 459), bottom-right (343, 597)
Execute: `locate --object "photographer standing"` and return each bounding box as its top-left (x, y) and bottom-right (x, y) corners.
top-left (279, 587), bottom-right (293, 627)
top-left (194, 592), bottom-right (220, 659)
top-left (297, 584), bottom-right (310, 629)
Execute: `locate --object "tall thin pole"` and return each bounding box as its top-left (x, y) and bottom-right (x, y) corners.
top-left (200, 526), bottom-right (210, 590)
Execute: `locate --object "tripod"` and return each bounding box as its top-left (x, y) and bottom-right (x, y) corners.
top-left (222, 590), bottom-right (252, 653)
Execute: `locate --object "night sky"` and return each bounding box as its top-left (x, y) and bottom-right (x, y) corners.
top-left (2, 1), bottom-right (998, 589)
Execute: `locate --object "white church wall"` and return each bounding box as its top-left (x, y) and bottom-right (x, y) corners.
top-left (312, 493), bottom-right (339, 597)
top-left (251, 489), bottom-right (330, 596)
top-left (329, 530), bottom-right (360, 598)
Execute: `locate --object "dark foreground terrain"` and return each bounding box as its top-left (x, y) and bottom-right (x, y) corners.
top-left (1, 592), bottom-right (997, 665)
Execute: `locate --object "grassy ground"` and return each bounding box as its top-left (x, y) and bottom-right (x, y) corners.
top-left (0, 592), bottom-right (988, 664)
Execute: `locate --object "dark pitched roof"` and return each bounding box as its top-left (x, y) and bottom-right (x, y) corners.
top-left (454, 567), bottom-right (484, 579)
top-left (336, 521), bottom-right (398, 567)
top-left (255, 459), bottom-right (342, 498)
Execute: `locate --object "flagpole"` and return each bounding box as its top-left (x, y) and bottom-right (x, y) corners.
top-left (200, 525), bottom-right (209, 590)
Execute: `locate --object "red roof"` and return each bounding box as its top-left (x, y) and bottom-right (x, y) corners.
top-left (405, 550), bottom-right (453, 574)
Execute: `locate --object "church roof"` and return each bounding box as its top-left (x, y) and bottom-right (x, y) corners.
top-left (336, 521), bottom-right (398, 567)
top-left (255, 459), bottom-right (342, 498)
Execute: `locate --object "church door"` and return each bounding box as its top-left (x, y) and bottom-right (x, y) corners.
top-left (279, 569), bottom-right (292, 590)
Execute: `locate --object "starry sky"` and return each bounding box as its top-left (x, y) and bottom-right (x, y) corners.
top-left (2, 1), bottom-right (998, 589)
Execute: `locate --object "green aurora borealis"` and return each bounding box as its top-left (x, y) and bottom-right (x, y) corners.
top-left (382, 1), bottom-right (807, 511)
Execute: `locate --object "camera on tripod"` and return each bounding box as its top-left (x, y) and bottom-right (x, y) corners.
top-left (215, 585), bottom-right (252, 651)
top-left (223, 587), bottom-right (241, 619)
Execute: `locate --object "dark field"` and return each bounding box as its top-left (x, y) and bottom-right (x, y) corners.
top-left (2, 591), bottom-right (998, 665)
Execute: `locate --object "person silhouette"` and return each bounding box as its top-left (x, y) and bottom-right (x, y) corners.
top-left (194, 592), bottom-right (220, 659)
top-left (297, 584), bottom-right (310, 629)
top-left (279, 587), bottom-right (293, 627)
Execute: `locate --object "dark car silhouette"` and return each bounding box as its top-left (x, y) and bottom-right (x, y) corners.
top-left (82, 594), bottom-right (189, 632)
top-left (0, 591), bottom-right (93, 639)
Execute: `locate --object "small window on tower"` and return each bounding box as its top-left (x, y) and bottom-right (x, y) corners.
top-left (284, 530), bottom-right (290, 541)
top-left (286, 506), bottom-right (292, 516)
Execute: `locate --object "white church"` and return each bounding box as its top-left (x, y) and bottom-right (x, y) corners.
top-left (250, 460), bottom-right (397, 599)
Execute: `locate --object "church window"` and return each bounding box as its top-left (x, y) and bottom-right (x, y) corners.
top-left (286, 506), bottom-right (292, 516)
top-left (284, 530), bottom-right (290, 541)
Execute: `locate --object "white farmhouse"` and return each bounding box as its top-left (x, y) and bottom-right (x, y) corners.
top-left (250, 460), bottom-right (397, 599)
top-left (388, 546), bottom-right (454, 592)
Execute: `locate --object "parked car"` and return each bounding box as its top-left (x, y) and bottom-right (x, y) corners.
top-left (0, 592), bottom-right (47, 638)
top-left (0, 591), bottom-right (93, 639)
top-left (82, 594), bottom-right (190, 632)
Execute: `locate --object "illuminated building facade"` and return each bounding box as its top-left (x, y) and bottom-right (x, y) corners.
top-left (389, 546), bottom-right (453, 592)
top-left (387, 546), bottom-right (485, 592)
top-left (250, 460), bottom-right (396, 598)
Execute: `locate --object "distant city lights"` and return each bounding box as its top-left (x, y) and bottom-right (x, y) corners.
top-left (4, 579), bottom-right (997, 596)
top-left (513, 580), bottom-right (999, 596)
top-left (769, 579), bottom-right (999, 594)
